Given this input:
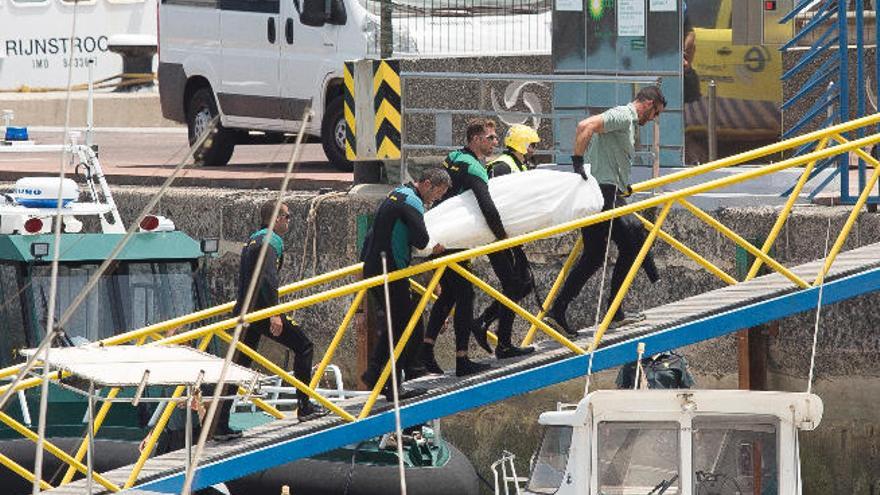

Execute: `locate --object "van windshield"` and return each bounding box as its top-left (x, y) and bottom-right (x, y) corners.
top-left (686, 0), bottom-right (725, 29)
top-left (528, 425), bottom-right (572, 494)
top-left (30, 261), bottom-right (200, 344)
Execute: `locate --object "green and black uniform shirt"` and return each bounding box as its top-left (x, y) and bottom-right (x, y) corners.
top-left (441, 147), bottom-right (507, 240)
top-left (233, 228), bottom-right (284, 314)
top-left (360, 183), bottom-right (430, 277)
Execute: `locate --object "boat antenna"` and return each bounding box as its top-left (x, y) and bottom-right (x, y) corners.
top-left (584, 217), bottom-right (614, 396)
top-left (380, 251), bottom-right (409, 495)
top-left (180, 108), bottom-right (313, 495)
top-left (806, 216), bottom-right (832, 394)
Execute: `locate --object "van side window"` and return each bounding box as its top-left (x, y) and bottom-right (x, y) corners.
top-left (162, 0), bottom-right (218, 7)
top-left (219, 0), bottom-right (279, 14)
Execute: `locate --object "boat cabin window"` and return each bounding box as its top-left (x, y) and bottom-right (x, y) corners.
top-left (527, 425), bottom-right (572, 494)
top-left (0, 264), bottom-right (28, 366)
top-left (692, 416), bottom-right (779, 495)
top-left (597, 421), bottom-right (680, 495)
top-left (29, 261), bottom-right (199, 345)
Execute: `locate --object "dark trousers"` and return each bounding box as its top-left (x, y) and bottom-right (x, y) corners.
top-left (485, 246), bottom-right (533, 347)
top-left (425, 261), bottom-right (473, 352)
top-left (217, 315), bottom-right (314, 428)
top-left (364, 279), bottom-right (424, 382)
top-left (555, 184), bottom-right (643, 312)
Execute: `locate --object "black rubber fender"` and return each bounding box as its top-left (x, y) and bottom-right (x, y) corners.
top-left (226, 442), bottom-right (480, 495)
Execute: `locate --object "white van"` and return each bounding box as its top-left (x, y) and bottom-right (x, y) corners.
top-left (157, 0), bottom-right (550, 170)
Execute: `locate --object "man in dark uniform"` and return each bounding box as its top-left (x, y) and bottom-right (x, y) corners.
top-left (419, 118), bottom-right (520, 377)
top-left (475, 124), bottom-right (540, 359)
top-left (547, 86), bottom-right (665, 336)
top-left (215, 201), bottom-right (322, 441)
top-left (360, 168), bottom-right (450, 400)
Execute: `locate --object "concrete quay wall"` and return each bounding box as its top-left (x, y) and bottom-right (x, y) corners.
top-left (109, 185), bottom-right (880, 494)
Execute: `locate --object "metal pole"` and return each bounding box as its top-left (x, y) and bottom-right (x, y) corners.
top-left (86, 58), bottom-right (95, 149)
top-left (839, 0), bottom-right (850, 202)
top-left (86, 381), bottom-right (95, 495)
top-left (380, 0), bottom-right (393, 58)
top-left (708, 80), bottom-right (718, 162)
top-left (855, 0), bottom-right (866, 194)
top-left (185, 386), bottom-right (192, 475)
top-left (400, 74), bottom-right (407, 184)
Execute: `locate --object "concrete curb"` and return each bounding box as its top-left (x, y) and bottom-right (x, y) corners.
top-left (0, 91), bottom-right (178, 128)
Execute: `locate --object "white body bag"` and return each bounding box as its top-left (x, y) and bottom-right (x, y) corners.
top-left (416, 169), bottom-right (604, 255)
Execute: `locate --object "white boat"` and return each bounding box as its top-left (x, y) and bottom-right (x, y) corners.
top-left (0, 0), bottom-right (157, 90)
top-left (493, 389), bottom-right (823, 495)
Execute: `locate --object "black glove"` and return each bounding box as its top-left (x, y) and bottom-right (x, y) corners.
top-left (571, 155), bottom-right (588, 181)
top-left (621, 185), bottom-right (634, 197)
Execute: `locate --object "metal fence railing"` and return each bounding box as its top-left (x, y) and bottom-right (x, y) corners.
top-left (361, 0), bottom-right (552, 57)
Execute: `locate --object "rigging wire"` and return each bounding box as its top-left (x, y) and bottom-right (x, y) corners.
top-left (32, 2), bottom-right (81, 490)
top-left (584, 211), bottom-right (615, 396)
top-left (180, 109), bottom-right (313, 495)
top-left (381, 252), bottom-right (409, 495)
top-left (806, 216), bottom-right (832, 395)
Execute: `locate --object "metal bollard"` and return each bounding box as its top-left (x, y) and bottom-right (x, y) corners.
top-left (708, 80), bottom-right (718, 162)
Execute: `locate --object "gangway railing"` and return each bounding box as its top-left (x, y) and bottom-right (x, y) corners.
top-left (2, 113), bottom-right (880, 491)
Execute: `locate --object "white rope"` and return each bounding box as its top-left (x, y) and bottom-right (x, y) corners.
top-left (180, 110), bottom-right (312, 495)
top-left (584, 212), bottom-right (615, 396)
top-left (806, 216), bottom-right (832, 394)
top-left (381, 252), bottom-right (408, 495)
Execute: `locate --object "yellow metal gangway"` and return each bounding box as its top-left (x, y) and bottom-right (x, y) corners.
top-left (2, 113), bottom-right (880, 493)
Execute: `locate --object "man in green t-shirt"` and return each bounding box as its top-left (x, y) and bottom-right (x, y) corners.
top-left (548, 86), bottom-right (665, 336)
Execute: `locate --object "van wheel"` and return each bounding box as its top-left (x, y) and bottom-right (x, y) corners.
top-left (321, 97), bottom-right (354, 172)
top-left (186, 87), bottom-right (235, 167)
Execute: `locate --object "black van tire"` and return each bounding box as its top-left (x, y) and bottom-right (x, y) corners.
top-left (186, 87), bottom-right (236, 167)
top-left (321, 96), bottom-right (354, 172)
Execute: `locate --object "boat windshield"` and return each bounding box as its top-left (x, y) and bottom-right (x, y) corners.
top-left (527, 425), bottom-right (572, 494)
top-left (693, 416), bottom-right (779, 495)
top-left (29, 261), bottom-right (200, 344)
top-left (597, 421), bottom-right (680, 495)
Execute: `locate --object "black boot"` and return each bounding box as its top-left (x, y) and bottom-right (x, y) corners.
top-left (471, 325), bottom-right (493, 354)
top-left (455, 356), bottom-right (492, 377)
top-left (495, 344), bottom-right (536, 359)
top-left (297, 401), bottom-right (328, 422)
top-left (546, 303), bottom-right (577, 337)
top-left (418, 343), bottom-right (444, 375)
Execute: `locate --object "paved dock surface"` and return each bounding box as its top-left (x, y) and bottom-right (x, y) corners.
top-left (0, 128), bottom-right (352, 190)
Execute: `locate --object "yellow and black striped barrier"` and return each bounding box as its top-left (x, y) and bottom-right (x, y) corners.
top-left (372, 59), bottom-right (401, 160)
top-left (343, 62), bottom-right (357, 161)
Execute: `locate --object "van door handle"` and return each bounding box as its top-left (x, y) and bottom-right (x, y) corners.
top-left (285, 18), bottom-right (294, 44)
top-left (717, 47), bottom-right (732, 56)
top-left (267, 17), bottom-right (277, 44)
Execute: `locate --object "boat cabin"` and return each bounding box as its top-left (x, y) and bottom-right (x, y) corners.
top-left (523, 390), bottom-right (823, 495)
